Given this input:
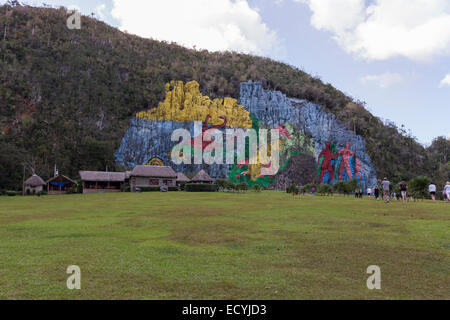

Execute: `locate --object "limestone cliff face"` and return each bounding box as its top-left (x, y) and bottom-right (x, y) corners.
top-left (137, 81), bottom-right (252, 128)
top-left (115, 81), bottom-right (378, 189)
top-left (239, 81), bottom-right (378, 188)
top-left (114, 118), bottom-right (232, 177)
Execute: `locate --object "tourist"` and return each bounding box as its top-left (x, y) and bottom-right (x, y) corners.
top-left (428, 182), bottom-right (437, 202)
top-left (355, 188), bottom-right (359, 198)
top-left (382, 177), bottom-right (390, 203)
top-left (311, 186), bottom-right (315, 195)
top-left (359, 188), bottom-right (363, 198)
top-left (367, 187), bottom-right (372, 197)
top-left (444, 182), bottom-right (450, 203)
top-left (400, 181), bottom-right (408, 203)
top-left (374, 185), bottom-right (379, 200)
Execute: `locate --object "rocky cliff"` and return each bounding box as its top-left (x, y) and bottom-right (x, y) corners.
top-left (239, 81), bottom-right (378, 188)
top-left (115, 81), bottom-right (378, 189)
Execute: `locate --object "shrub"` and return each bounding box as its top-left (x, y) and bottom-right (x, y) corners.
top-left (76, 181), bottom-right (83, 194)
top-left (332, 181), bottom-right (353, 195)
top-left (26, 189), bottom-right (31, 195)
top-left (252, 184), bottom-right (262, 192)
top-left (318, 184), bottom-right (333, 196)
top-left (6, 190), bottom-right (20, 196)
top-left (286, 183), bottom-right (299, 195)
top-left (139, 186), bottom-right (161, 192)
top-left (224, 180), bottom-right (235, 190)
top-left (168, 186), bottom-right (179, 191)
top-left (408, 176), bottom-right (430, 200)
top-left (301, 183), bottom-right (317, 194)
top-left (37, 191), bottom-right (47, 196)
top-left (215, 179), bottom-right (227, 190)
top-left (185, 184), bottom-right (218, 192)
top-left (239, 182), bottom-right (249, 192)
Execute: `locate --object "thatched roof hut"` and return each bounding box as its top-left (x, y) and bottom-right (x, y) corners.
top-left (131, 165), bottom-right (177, 178)
top-left (79, 171), bottom-right (126, 182)
top-left (176, 172), bottom-right (191, 183)
top-left (191, 170), bottom-right (213, 183)
top-left (24, 174), bottom-right (46, 187)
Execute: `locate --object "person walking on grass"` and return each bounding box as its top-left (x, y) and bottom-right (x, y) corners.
top-left (400, 181), bottom-right (408, 203)
top-left (382, 177), bottom-right (390, 203)
top-left (367, 187), bottom-right (372, 198)
top-left (428, 182), bottom-right (437, 202)
top-left (374, 185), bottom-right (379, 200)
top-left (444, 182), bottom-right (450, 203)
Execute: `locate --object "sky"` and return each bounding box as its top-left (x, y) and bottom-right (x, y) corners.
top-left (8, 0), bottom-right (450, 145)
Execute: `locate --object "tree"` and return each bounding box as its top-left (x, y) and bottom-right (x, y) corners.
top-left (408, 176), bottom-right (430, 201)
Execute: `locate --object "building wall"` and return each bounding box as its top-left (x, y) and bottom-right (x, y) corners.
top-left (131, 176), bottom-right (176, 188)
top-left (25, 185), bottom-right (43, 194)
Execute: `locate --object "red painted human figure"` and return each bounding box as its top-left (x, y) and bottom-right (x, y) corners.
top-left (354, 158), bottom-right (363, 183)
top-left (336, 142), bottom-right (354, 181)
top-left (318, 142), bottom-right (336, 184)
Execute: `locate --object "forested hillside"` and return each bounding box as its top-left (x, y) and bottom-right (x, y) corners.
top-left (0, 3), bottom-right (448, 190)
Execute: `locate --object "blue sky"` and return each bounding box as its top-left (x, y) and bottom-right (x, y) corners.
top-left (10, 0), bottom-right (450, 144)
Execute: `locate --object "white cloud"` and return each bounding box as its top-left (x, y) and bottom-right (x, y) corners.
top-left (111, 0), bottom-right (280, 56)
top-left (296, 0), bottom-right (450, 61)
top-left (95, 4), bottom-right (106, 20)
top-left (361, 72), bottom-right (404, 88)
top-left (439, 73), bottom-right (450, 88)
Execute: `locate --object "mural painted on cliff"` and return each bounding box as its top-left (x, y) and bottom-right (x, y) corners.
top-left (115, 80), bottom-right (378, 189)
top-left (317, 141), bottom-right (365, 186)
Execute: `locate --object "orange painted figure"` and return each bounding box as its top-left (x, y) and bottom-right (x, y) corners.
top-left (337, 142), bottom-right (354, 181)
top-left (318, 142), bottom-right (336, 184)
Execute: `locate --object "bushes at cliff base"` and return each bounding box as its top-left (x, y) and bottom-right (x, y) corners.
top-left (185, 184), bottom-right (218, 192)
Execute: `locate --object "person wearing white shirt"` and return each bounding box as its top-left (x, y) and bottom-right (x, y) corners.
top-left (444, 182), bottom-right (450, 203)
top-left (428, 183), bottom-right (437, 202)
top-left (366, 187), bottom-right (372, 197)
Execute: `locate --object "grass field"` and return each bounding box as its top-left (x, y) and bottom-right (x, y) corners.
top-left (0, 191), bottom-right (448, 300)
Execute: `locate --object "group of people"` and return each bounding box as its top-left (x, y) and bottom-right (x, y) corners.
top-left (367, 179), bottom-right (450, 203)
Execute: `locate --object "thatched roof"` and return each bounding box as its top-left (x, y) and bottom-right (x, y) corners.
top-left (176, 172), bottom-right (191, 182)
top-left (191, 169), bottom-right (213, 182)
top-left (25, 174), bottom-right (46, 187)
top-left (131, 165), bottom-right (177, 178)
top-left (46, 174), bottom-right (76, 184)
top-left (79, 171), bottom-right (126, 182)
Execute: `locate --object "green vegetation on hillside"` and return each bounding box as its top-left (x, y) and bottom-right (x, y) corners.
top-left (0, 3), bottom-right (448, 190)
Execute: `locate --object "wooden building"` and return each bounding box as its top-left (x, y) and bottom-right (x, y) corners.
top-left (24, 174), bottom-right (46, 194)
top-left (79, 171), bottom-right (126, 193)
top-left (176, 172), bottom-right (191, 187)
top-left (191, 170), bottom-right (213, 184)
top-left (46, 174), bottom-right (76, 195)
top-left (130, 165), bottom-right (177, 191)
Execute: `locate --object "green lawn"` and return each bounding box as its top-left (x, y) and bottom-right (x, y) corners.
top-left (0, 191), bottom-right (448, 300)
